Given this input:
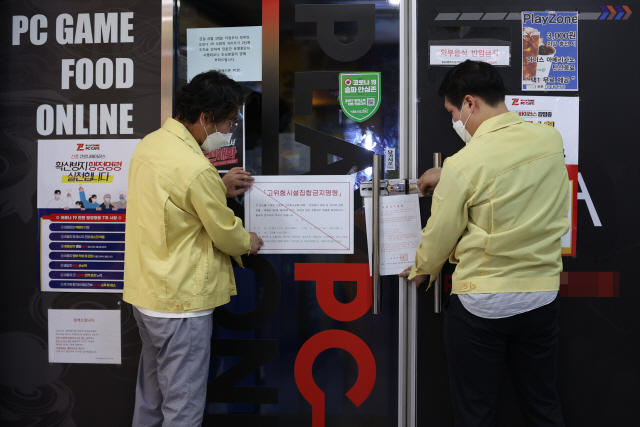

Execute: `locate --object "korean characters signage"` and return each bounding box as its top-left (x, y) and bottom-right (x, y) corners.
top-left (37, 139), bottom-right (138, 292)
top-left (48, 309), bottom-right (121, 364)
top-left (522, 12), bottom-right (578, 91)
top-left (186, 26), bottom-right (262, 83)
top-left (339, 72), bottom-right (381, 122)
top-left (506, 96), bottom-right (579, 256)
top-left (246, 176), bottom-right (355, 254)
top-left (430, 45), bottom-right (510, 66)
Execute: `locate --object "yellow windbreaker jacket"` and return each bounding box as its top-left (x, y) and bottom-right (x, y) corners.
top-left (123, 118), bottom-right (251, 312)
top-left (408, 111), bottom-right (570, 294)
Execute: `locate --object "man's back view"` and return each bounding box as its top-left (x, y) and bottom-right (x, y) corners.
top-left (403, 60), bottom-right (569, 426)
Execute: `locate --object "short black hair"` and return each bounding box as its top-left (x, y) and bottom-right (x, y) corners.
top-left (175, 70), bottom-right (247, 124)
top-left (54, 190), bottom-right (61, 194)
top-left (438, 60), bottom-right (505, 108)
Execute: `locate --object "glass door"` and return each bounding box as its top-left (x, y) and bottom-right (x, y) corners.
top-left (172, 1), bottom-right (406, 426)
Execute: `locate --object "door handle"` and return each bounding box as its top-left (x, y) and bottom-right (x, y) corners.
top-left (367, 153), bottom-right (441, 314)
top-left (432, 153), bottom-right (443, 314)
top-left (372, 154), bottom-right (382, 314)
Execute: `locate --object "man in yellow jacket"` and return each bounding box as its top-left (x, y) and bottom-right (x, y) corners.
top-left (123, 70), bottom-right (263, 426)
top-left (402, 61), bottom-right (569, 426)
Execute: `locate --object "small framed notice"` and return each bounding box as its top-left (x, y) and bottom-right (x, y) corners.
top-left (48, 309), bottom-right (121, 364)
top-left (429, 45), bottom-right (510, 66)
top-left (187, 26), bottom-right (262, 82)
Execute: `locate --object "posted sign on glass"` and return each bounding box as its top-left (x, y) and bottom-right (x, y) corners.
top-left (339, 72), bottom-right (381, 122)
top-left (522, 12), bottom-right (578, 91)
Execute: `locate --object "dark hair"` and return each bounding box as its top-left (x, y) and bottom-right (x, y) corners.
top-left (54, 190), bottom-right (61, 194)
top-left (174, 70), bottom-right (247, 124)
top-left (76, 201), bottom-right (84, 208)
top-left (438, 60), bottom-right (505, 108)
top-left (90, 194), bottom-right (97, 203)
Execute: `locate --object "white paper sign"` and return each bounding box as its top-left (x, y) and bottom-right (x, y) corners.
top-left (430, 46), bottom-right (510, 66)
top-left (505, 96), bottom-right (578, 164)
top-left (48, 309), bottom-right (121, 364)
top-left (187, 26), bottom-right (262, 82)
top-left (364, 194), bottom-right (422, 276)
top-left (246, 176), bottom-right (355, 254)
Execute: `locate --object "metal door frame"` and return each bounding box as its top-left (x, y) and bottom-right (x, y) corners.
top-left (399, 0), bottom-right (419, 426)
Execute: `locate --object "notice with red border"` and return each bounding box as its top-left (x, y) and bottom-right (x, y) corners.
top-left (246, 176), bottom-right (355, 254)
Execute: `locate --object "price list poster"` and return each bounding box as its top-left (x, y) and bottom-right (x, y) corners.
top-left (522, 11), bottom-right (578, 91)
top-left (38, 140), bottom-right (138, 292)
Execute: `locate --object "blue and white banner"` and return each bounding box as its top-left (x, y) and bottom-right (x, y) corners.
top-left (522, 12), bottom-right (578, 91)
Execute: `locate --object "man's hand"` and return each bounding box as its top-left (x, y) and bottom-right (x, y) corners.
top-left (249, 232), bottom-right (263, 255)
top-left (222, 167), bottom-right (254, 198)
top-left (399, 266), bottom-right (427, 287)
top-left (417, 167), bottom-right (442, 196)
top-left (79, 185), bottom-right (84, 192)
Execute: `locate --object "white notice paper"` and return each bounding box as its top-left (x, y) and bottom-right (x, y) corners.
top-left (430, 45), bottom-right (510, 66)
top-left (187, 26), bottom-right (262, 82)
top-left (48, 309), bottom-right (121, 364)
top-left (246, 176), bottom-right (355, 254)
top-left (364, 194), bottom-right (422, 276)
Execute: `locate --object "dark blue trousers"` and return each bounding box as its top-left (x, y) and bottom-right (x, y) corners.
top-left (444, 294), bottom-right (564, 427)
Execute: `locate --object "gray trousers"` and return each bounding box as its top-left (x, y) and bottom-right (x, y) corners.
top-left (132, 307), bottom-right (213, 427)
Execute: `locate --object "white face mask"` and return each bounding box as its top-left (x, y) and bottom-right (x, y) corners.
top-left (201, 122), bottom-right (232, 152)
top-left (452, 102), bottom-right (473, 144)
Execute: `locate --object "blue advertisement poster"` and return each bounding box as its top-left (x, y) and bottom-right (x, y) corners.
top-left (522, 11), bottom-right (578, 91)
top-left (37, 139), bottom-right (138, 292)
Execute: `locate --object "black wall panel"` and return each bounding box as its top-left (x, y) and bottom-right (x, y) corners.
top-left (416, 2), bottom-right (640, 425)
top-left (0, 1), bottom-right (161, 425)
